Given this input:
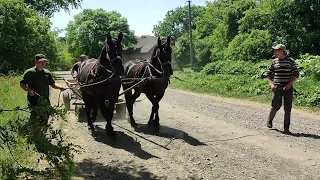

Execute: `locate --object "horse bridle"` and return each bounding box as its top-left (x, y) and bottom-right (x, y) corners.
top-left (105, 44), bottom-right (122, 63)
top-left (103, 43), bottom-right (122, 74)
top-left (152, 47), bottom-right (171, 75)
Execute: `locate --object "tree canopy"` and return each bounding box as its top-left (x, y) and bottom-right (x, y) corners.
top-left (25, 0), bottom-right (82, 17)
top-left (0, 0), bottom-right (62, 74)
top-left (65, 9), bottom-right (137, 60)
top-left (152, 5), bottom-right (205, 41)
top-left (156, 0), bottom-right (320, 71)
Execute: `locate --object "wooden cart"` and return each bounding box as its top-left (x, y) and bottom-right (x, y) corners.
top-left (62, 79), bottom-right (126, 118)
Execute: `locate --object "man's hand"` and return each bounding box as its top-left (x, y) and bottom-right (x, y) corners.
top-left (266, 76), bottom-right (275, 91)
top-left (59, 87), bottom-right (67, 91)
top-left (51, 83), bottom-right (67, 91)
top-left (28, 89), bottom-right (36, 96)
top-left (270, 84), bottom-right (276, 92)
top-left (283, 84), bottom-right (292, 91)
top-left (20, 83), bottom-right (37, 96)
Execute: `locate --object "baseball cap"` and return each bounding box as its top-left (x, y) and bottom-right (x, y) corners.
top-left (272, 44), bottom-right (287, 52)
top-left (35, 54), bottom-right (48, 61)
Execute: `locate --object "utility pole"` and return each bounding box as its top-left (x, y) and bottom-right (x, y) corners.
top-left (187, 0), bottom-right (194, 71)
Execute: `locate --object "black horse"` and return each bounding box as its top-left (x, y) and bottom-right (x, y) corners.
top-left (77, 32), bottom-right (124, 137)
top-left (123, 36), bottom-right (173, 129)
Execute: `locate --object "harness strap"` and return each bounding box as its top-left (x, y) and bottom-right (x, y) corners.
top-left (147, 61), bottom-right (162, 76)
top-left (161, 61), bottom-right (171, 65)
top-left (110, 56), bottom-right (121, 63)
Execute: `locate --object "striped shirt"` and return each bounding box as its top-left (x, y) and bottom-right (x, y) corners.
top-left (265, 57), bottom-right (299, 87)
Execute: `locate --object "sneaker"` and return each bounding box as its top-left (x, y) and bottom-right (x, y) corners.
top-left (283, 129), bottom-right (292, 135)
top-left (267, 120), bottom-right (272, 128)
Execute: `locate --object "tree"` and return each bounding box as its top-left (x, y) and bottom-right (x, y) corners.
top-left (49, 35), bottom-right (73, 71)
top-left (24, 0), bottom-right (83, 17)
top-left (238, 0), bottom-right (320, 57)
top-left (172, 34), bottom-right (191, 70)
top-left (224, 29), bottom-right (272, 62)
top-left (65, 9), bottom-right (137, 59)
top-left (152, 5), bottom-right (205, 41)
top-left (0, 0), bottom-right (60, 74)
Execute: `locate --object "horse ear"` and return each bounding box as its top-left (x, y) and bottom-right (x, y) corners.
top-left (118, 32), bottom-right (123, 42)
top-left (167, 36), bottom-right (170, 45)
top-left (107, 32), bottom-right (112, 43)
top-left (157, 37), bottom-right (161, 46)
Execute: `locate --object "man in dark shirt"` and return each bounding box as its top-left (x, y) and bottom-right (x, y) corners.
top-left (20, 54), bottom-right (67, 124)
top-left (265, 44), bottom-right (299, 134)
top-left (71, 54), bottom-right (87, 79)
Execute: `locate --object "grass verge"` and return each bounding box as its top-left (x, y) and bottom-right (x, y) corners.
top-left (0, 76), bottom-right (38, 179)
top-left (169, 70), bottom-right (320, 113)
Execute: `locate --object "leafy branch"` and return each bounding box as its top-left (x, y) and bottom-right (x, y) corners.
top-left (0, 98), bottom-right (80, 179)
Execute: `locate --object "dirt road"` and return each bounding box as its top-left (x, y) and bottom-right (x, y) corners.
top-left (51, 79), bottom-right (320, 180)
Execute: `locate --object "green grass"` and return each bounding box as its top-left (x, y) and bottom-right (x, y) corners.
top-left (169, 70), bottom-right (320, 112)
top-left (0, 76), bottom-right (38, 179)
top-left (0, 76), bottom-right (76, 179)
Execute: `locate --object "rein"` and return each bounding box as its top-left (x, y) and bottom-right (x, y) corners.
top-left (144, 47), bottom-right (171, 78)
top-left (77, 44), bottom-right (122, 88)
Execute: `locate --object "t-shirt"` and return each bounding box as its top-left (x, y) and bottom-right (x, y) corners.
top-left (20, 67), bottom-right (55, 98)
top-left (265, 56), bottom-right (299, 88)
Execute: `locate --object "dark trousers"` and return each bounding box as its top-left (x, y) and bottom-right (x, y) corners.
top-left (27, 96), bottom-right (51, 153)
top-left (268, 87), bottom-right (293, 130)
top-left (27, 96), bottom-right (50, 126)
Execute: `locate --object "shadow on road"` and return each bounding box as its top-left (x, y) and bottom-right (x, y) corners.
top-left (271, 129), bottom-right (320, 139)
top-left (90, 125), bottom-right (159, 160)
top-left (74, 158), bottom-right (166, 180)
top-left (133, 123), bottom-right (206, 146)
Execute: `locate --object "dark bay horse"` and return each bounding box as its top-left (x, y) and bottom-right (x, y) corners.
top-left (77, 32), bottom-right (124, 137)
top-left (123, 36), bottom-right (173, 129)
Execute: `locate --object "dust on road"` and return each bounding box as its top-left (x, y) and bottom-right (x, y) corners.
top-left (50, 80), bottom-right (320, 180)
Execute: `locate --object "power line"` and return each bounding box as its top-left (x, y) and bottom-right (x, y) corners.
top-left (187, 0), bottom-right (194, 71)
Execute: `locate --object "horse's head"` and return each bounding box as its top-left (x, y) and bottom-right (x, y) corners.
top-left (154, 36), bottom-right (173, 77)
top-left (99, 31), bottom-right (124, 77)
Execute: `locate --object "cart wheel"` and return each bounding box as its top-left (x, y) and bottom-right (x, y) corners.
top-left (116, 103), bottom-right (126, 118)
top-left (63, 90), bottom-right (71, 110)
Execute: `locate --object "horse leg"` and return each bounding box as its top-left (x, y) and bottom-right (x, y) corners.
top-left (145, 93), bottom-right (156, 127)
top-left (81, 92), bottom-right (94, 130)
top-left (153, 93), bottom-right (164, 129)
top-left (124, 87), bottom-right (141, 128)
top-left (98, 100), bottom-right (116, 137)
top-left (91, 100), bottom-right (98, 123)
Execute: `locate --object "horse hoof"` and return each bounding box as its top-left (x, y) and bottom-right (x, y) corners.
top-left (88, 125), bottom-right (95, 131)
top-left (148, 121), bottom-right (154, 127)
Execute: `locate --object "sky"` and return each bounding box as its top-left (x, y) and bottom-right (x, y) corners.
top-left (50, 0), bottom-right (208, 37)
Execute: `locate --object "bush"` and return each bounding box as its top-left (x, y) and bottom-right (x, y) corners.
top-left (0, 76), bottom-right (78, 179)
top-left (200, 59), bottom-right (269, 79)
top-left (295, 53), bottom-right (320, 80)
top-left (171, 54), bottom-right (320, 109)
top-left (224, 30), bottom-right (272, 62)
